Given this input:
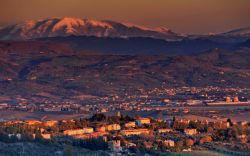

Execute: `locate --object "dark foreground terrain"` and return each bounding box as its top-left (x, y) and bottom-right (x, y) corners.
top-left (0, 141), bottom-right (108, 156)
top-left (0, 40), bottom-right (249, 100)
top-left (0, 141), bottom-right (229, 156)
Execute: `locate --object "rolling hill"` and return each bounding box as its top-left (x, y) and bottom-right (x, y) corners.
top-left (0, 40), bottom-right (249, 98)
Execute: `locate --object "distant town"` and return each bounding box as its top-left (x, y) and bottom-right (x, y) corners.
top-left (0, 86), bottom-right (249, 121)
top-left (0, 86), bottom-right (250, 155)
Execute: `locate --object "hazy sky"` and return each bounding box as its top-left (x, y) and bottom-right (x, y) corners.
top-left (0, 0), bottom-right (250, 34)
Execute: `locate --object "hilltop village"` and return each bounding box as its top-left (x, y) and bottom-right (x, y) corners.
top-left (0, 112), bottom-right (250, 155)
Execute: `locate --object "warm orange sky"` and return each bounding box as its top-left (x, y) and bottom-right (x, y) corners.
top-left (0, 0), bottom-right (250, 34)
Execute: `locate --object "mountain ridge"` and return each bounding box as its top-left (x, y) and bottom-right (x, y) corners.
top-left (1, 17), bottom-right (250, 45)
top-left (0, 17), bottom-right (183, 41)
top-left (0, 40), bottom-right (249, 97)
top-left (36, 35), bottom-right (249, 55)
top-left (222, 26), bottom-right (250, 37)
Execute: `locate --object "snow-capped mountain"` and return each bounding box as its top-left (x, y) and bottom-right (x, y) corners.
top-left (0, 17), bottom-right (183, 41)
top-left (188, 27), bottom-right (250, 43)
top-left (222, 27), bottom-right (250, 37)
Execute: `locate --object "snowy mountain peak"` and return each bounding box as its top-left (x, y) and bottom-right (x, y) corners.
top-left (120, 22), bottom-right (153, 31)
top-left (52, 17), bottom-right (85, 34)
top-left (0, 17), bottom-right (182, 41)
top-left (155, 27), bottom-right (171, 33)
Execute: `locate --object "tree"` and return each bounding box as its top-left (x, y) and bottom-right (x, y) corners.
top-left (79, 137), bottom-right (108, 150)
top-left (172, 116), bottom-right (176, 122)
top-left (176, 140), bottom-right (184, 147)
top-left (134, 115), bottom-right (141, 119)
top-left (189, 121), bottom-right (198, 128)
top-left (34, 130), bottom-right (43, 142)
top-left (120, 115), bottom-right (134, 122)
top-left (64, 145), bottom-right (74, 156)
top-left (158, 121), bottom-right (166, 128)
top-left (207, 127), bottom-right (214, 133)
top-left (199, 135), bottom-right (212, 144)
top-left (22, 132), bottom-right (34, 141)
top-left (90, 113), bottom-right (106, 122)
top-left (129, 146), bottom-right (137, 153)
top-left (185, 139), bottom-right (194, 147)
top-left (228, 127), bottom-right (240, 139)
top-left (107, 116), bottom-right (119, 123)
top-left (241, 137), bottom-right (248, 144)
top-left (173, 122), bottom-right (188, 130)
top-left (75, 120), bottom-right (83, 128)
top-left (227, 118), bottom-right (233, 127)
top-left (196, 123), bottom-right (206, 132)
top-left (158, 141), bottom-right (167, 152)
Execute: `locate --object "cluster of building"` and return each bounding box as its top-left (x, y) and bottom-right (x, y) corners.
top-left (1, 113), bottom-right (249, 154)
top-left (0, 87), bottom-right (249, 115)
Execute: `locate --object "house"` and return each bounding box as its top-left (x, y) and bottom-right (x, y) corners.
top-left (175, 119), bottom-right (190, 124)
top-left (5, 121), bottom-right (24, 125)
top-left (44, 120), bottom-right (58, 127)
top-left (125, 122), bottom-right (136, 128)
top-left (39, 128), bottom-right (45, 133)
top-left (164, 140), bottom-right (175, 147)
top-left (120, 129), bottom-right (150, 136)
top-left (157, 128), bottom-right (172, 133)
top-left (16, 133), bottom-right (22, 140)
top-left (136, 118), bottom-right (151, 126)
top-left (83, 127), bottom-right (94, 134)
top-left (63, 129), bottom-right (84, 136)
top-left (101, 108), bottom-right (108, 113)
top-left (41, 133), bottom-right (51, 140)
top-left (61, 119), bottom-right (75, 123)
top-left (32, 134), bottom-right (36, 140)
top-left (237, 134), bottom-right (247, 139)
top-left (184, 128), bottom-right (197, 135)
top-left (0, 103), bottom-right (8, 110)
top-left (239, 121), bottom-right (248, 126)
top-left (106, 124), bottom-right (121, 131)
top-left (96, 126), bottom-right (106, 132)
top-left (73, 132), bottom-right (108, 139)
top-left (211, 121), bottom-right (230, 129)
top-left (8, 133), bottom-right (21, 140)
top-left (25, 120), bottom-right (42, 125)
top-left (183, 148), bottom-right (192, 152)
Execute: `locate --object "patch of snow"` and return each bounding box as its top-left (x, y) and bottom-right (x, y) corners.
top-left (121, 22), bottom-right (153, 31)
top-left (52, 17), bottom-right (85, 33)
top-left (10, 20), bottom-right (36, 34)
top-left (155, 27), bottom-right (170, 32)
top-left (85, 19), bottom-right (113, 29)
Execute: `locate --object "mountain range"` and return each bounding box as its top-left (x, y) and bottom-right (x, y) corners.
top-left (0, 17), bottom-right (249, 99)
top-left (0, 17), bottom-right (249, 55)
top-left (0, 17), bottom-right (183, 41)
top-left (0, 17), bottom-right (250, 42)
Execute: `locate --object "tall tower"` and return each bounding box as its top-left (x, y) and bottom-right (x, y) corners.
top-left (117, 111), bottom-right (121, 117)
